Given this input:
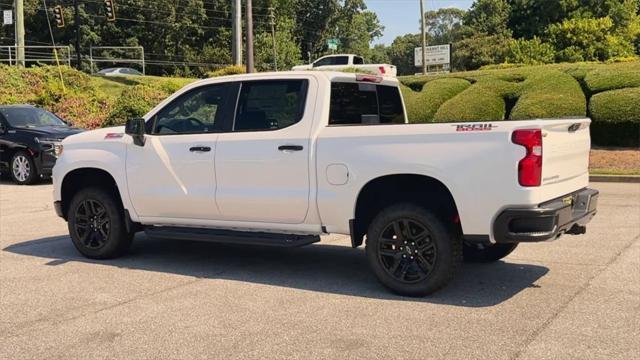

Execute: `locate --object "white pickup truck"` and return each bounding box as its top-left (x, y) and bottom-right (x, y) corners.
top-left (292, 54), bottom-right (398, 77)
top-left (52, 71), bottom-right (598, 296)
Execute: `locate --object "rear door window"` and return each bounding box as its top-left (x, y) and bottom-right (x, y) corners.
top-left (233, 80), bottom-right (308, 131)
top-left (334, 56), bottom-right (350, 65)
top-left (329, 82), bottom-right (405, 125)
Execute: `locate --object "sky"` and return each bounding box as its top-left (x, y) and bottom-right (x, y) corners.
top-left (364, 0), bottom-right (475, 45)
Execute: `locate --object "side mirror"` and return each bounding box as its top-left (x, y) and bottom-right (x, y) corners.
top-left (125, 118), bottom-right (146, 146)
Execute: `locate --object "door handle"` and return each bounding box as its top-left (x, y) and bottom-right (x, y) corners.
top-left (278, 145), bottom-right (304, 152)
top-left (189, 146), bottom-right (211, 152)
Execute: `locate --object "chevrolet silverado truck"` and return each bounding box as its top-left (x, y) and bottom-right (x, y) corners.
top-left (292, 54), bottom-right (398, 77)
top-left (52, 71), bottom-right (598, 296)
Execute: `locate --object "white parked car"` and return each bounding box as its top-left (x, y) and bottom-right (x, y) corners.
top-left (52, 71), bottom-right (598, 296)
top-left (292, 54), bottom-right (397, 77)
top-left (96, 67), bottom-right (144, 77)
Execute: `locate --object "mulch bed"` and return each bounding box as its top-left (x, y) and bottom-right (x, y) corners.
top-left (590, 148), bottom-right (640, 175)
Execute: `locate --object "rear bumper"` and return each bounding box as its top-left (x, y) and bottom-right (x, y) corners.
top-left (493, 188), bottom-right (599, 243)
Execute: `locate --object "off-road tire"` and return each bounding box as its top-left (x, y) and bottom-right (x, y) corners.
top-left (365, 203), bottom-right (462, 297)
top-left (67, 187), bottom-right (133, 259)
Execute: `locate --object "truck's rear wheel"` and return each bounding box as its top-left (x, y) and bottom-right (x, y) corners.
top-left (463, 242), bottom-right (518, 263)
top-left (365, 204), bottom-right (462, 296)
top-left (67, 187), bottom-right (133, 259)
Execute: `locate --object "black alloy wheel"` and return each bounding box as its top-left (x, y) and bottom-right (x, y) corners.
top-left (377, 219), bottom-right (437, 283)
top-left (74, 199), bottom-right (111, 250)
top-left (68, 187), bottom-right (133, 259)
top-left (366, 204), bottom-right (462, 296)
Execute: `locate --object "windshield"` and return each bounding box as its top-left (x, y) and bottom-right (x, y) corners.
top-left (1, 107), bottom-right (67, 128)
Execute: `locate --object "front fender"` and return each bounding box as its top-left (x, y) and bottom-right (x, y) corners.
top-left (52, 143), bottom-right (138, 221)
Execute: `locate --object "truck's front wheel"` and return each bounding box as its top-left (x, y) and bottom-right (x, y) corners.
top-left (365, 204), bottom-right (462, 296)
top-left (67, 187), bottom-right (133, 259)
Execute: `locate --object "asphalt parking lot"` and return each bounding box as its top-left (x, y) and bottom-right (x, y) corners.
top-left (0, 181), bottom-right (638, 359)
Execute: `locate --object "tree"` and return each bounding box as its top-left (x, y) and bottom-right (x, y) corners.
top-left (367, 44), bottom-right (390, 64)
top-left (293, 0), bottom-right (338, 61)
top-left (464, 0), bottom-right (512, 36)
top-left (507, 0), bottom-right (574, 38)
top-left (329, 0), bottom-right (384, 56)
top-left (254, 17), bottom-right (302, 71)
top-left (548, 16), bottom-right (635, 61)
top-left (386, 33), bottom-right (422, 75)
top-left (423, 8), bottom-right (467, 44)
top-left (452, 34), bottom-right (511, 70)
top-left (506, 37), bottom-right (555, 64)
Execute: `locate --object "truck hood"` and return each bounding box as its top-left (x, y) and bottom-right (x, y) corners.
top-left (62, 126), bottom-right (125, 145)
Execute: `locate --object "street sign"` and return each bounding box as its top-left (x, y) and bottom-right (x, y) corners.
top-left (3, 10), bottom-right (12, 26)
top-left (415, 44), bottom-right (451, 67)
top-left (327, 39), bottom-right (340, 50)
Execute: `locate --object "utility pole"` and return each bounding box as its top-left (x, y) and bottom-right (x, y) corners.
top-left (73, 0), bottom-right (81, 69)
top-left (15, 0), bottom-right (25, 66)
top-left (232, 0), bottom-right (242, 66)
top-left (268, 6), bottom-right (277, 71)
top-left (419, 0), bottom-right (426, 75)
top-left (245, 0), bottom-right (254, 73)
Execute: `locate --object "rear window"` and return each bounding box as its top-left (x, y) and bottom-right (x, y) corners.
top-left (329, 82), bottom-right (405, 125)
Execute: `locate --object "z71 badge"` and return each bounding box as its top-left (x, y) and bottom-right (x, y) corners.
top-left (453, 123), bottom-right (497, 132)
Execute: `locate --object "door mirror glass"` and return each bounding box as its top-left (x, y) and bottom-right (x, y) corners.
top-left (125, 118), bottom-right (146, 146)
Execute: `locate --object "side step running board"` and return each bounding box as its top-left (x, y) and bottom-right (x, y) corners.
top-left (144, 226), bottom-right (320, 248)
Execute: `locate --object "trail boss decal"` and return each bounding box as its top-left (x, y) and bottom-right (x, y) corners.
top-left (453, 123), bottom-right (497, 132)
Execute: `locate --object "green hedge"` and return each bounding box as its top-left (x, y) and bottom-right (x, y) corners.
top-left (590, 87), bottom-right (640, 124)
top-left (400, 61), bottom-right (640, 147)
top-left (584, 62), bottom-right (640, 93)
top-left (589, 87), bottom-right (640, 147)
top-left (510, 71), bottom-right (586, 120)
top-left (433, 80), bottom-right (518, 122)
top-left (401, 78), bottom-right (470, 123)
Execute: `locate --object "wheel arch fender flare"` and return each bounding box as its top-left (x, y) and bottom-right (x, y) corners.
top-left (350, 173), bottom-right (462, 248)
top-left (58, 162), bottom-right (136, 222)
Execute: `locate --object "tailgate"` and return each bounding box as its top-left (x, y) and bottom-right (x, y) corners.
top-left (541, 119), bottom-right (591, 186)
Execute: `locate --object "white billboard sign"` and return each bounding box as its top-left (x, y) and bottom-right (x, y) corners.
top-left (414, 44), bottom-right (451, 67)
top-left (3, 10), bottom-right (12, 26)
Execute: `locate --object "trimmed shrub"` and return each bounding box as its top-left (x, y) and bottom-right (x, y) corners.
top-left (403, 78), bottom-right (471, 123)
top-left (584, 63), bottom-right (640, 93)
top-left (207, 65), bottom-right (246, 78)
top-left (510, 71), bottom-right (586, 120)
top-left (589, 88), bottom-right (640, 147)
top-left (590, 87), bottom-right (640, 124)
top-left (433, 80), bottom-right (518, 122)
top-left (103, 85), bottom-right (170, 127)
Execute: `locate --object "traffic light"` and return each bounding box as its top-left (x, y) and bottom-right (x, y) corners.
top-left (53, 5), bottom-right (64, 28)
top-left (104, 0), bottom-right (116, 21)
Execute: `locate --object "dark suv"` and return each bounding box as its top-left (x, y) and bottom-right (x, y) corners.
top-left (0, 105), bottom-right (83, 184)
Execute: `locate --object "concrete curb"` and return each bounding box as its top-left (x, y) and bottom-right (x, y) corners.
top-left (590, 175), bottom-right (640, 183)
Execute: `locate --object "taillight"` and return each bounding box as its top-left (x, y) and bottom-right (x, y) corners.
top-left (512, 129), bottom-right (543, 187)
